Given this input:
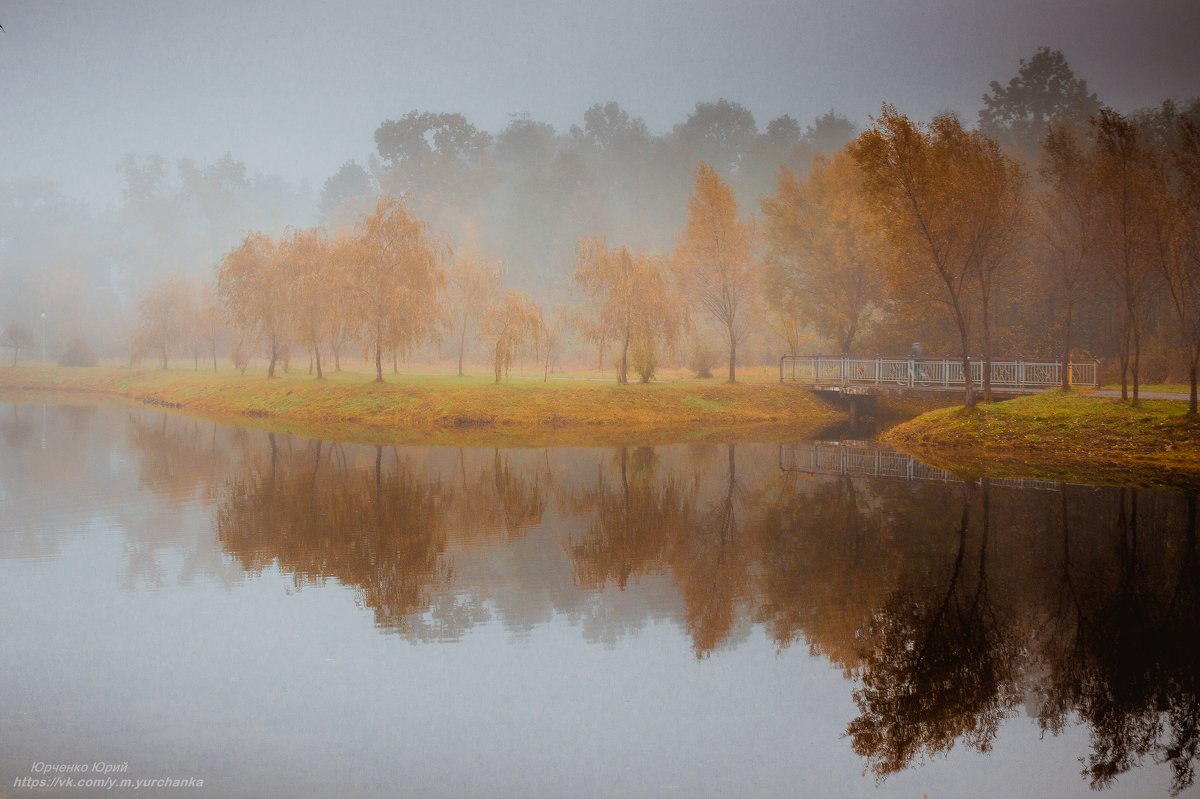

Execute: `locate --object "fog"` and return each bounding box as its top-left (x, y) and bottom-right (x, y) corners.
top-left (1, 0), bottom-right (1198, 362)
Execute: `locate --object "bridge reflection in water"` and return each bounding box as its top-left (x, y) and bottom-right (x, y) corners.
top-left (779, 440), bottom-right (1064, 492)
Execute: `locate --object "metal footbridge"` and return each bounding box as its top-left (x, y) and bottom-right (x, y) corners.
top-left (779, 355), bottom-right (1099, 395)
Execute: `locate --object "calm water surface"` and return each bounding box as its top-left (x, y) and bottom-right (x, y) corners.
top-left (2, 403), bottom-right (1199, 798)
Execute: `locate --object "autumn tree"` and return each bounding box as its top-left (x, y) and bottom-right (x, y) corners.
top-left (961, 134), bottom-right (1029, 402)
top-left (193, 282), bottom-right (224, 372)
top-left (1092, 108), bottom-right (1160, 404)
top-left (279, 226), bottom-right (332, 378)
top-left (351, 197), bottom-right (447, 382)
top-left (325, 233), bottom-right (360, 372)
top-left (446, 254), bottom-right (501, 377)
top-left (483, 290), bottom-right (542, 384)
top-left (1040, 124), bottom-right (1101, 389)
top-left (627, 254), bottom-right (684, 383)
top-left (217, 231), bottom-right (289, 377)
top-left (537, 308), bottom-right (565, 382)
top-left (674, 163), bottom-right (757, 383)
top-left (573, 237), bottom-right (683, 383)
top-left (850, 107), bottom-right (1023, 408)
top-left (1169, 111), bottom-right (1200, 413)
top-left (132, 275), bottom-right (195, 370)
top-left (1, 321), bottom-right (35, 366)
top-left (761, 153), bottom-right (883, 355)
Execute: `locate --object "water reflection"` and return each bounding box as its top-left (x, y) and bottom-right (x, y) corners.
top-left (3, 403), bottom-right (1200, 795)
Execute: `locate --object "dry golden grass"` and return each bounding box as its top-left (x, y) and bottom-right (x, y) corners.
top-left (885, 390), bottom-right (1200, 487)
top-left (0, 363), bottom-right (841, 447)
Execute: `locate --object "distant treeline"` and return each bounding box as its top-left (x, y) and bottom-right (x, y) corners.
top-left (3, 48), bottom-right (1199, 401)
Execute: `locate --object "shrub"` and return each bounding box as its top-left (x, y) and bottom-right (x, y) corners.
top-left (58, 337), bottom-right (98, 367)
top-left (631, 343), bottom-right (658, 383)
top-left (688, 341), bottom-right (722, 379)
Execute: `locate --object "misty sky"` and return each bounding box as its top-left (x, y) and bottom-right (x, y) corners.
top-left (2, 0), bottom-right (1198, 211)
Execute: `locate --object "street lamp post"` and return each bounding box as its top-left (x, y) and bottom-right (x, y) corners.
top-left (40, 312), bottom-right (46, 362)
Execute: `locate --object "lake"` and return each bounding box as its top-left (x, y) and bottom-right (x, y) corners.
top-left (2, 402), bottom-right (1198, 798)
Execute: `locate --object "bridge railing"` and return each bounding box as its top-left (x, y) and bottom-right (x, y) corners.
top-left (780, 355), bottom-right (1100, 389)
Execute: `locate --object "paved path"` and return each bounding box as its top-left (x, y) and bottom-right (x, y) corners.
top-left (1087, 389), bottom-right (1193, 401)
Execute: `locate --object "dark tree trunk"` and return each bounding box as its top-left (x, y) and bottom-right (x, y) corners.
top-left (1190, 356), bottom-right (1198, 417)
top-left (952, 303), bottom-right (975, 409)
top-left (728, 331), bottom-right (737, 384)
top-left (268, 333), bottom-right (279, 378)
top-left (981, 298), bottom-right (993, 403)
top-left (1060, 303), bottom-right (1073, 391)
top-left (458, 322), bottom-right (467, 377)
top-left (1131, 326), bottom-right (1141, 407)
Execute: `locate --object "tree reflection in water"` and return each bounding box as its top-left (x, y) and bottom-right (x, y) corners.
top-left (99, 407), bottom-right (1200, 793)
top-left (1034, 488), bottom-right (1200, 795)
top-left (219, 437), bottom-right (454, 638)
top-left (846, 480), bottom-right (1018, 780)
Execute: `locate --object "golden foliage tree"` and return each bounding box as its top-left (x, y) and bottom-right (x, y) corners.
top-left (352, 197), bottom-right (448, 382)
top-left (761, 153), bottom-right (883, 355)
top-left (572, 237), bottom-right (683, 383)
top-left (447, 253), bottom-right (501, 377)
top-left (674, 163), bottom-right (757, 383)
top-left (1040, 124), bottom-right (1102, 390)
top-left (132, 275), bottom-right (196, 370)
top-left (1169, 113), bottom-right (1200, 414)
top-left (217, 231), bottom-right (289, 377)
top-left (850, 106), bottom-right (1025, 407)
top-left (483, 289), bottom-right (542, 384)
top-left (1092, 108), bottom-right (1160, 404)
top-left (279, 226), bottom-right (332, 379)
top-left (960, 133), bottom-right (1029, 402)
top-left (324, 232), bottom-right (361, 372)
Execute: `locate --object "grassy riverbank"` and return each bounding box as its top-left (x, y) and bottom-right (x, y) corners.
top-left (0, 364), bottom-right (841, 446)
top-left (884, 390), bottom-right (1200, 486)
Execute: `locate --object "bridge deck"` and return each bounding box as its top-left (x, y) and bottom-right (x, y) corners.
top-left (780, 355), bottom-right (1099, 394)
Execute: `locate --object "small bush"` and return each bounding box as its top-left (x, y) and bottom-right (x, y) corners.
top-left (631, 343), bottom-right (658, 383)
top-left (688, 341), bottom-right (722, 379)
top-left (58, 337), bottom-right (98, 367)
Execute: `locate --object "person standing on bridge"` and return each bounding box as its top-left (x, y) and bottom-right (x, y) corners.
top-left (907, 342), bottom-right (926, 385)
